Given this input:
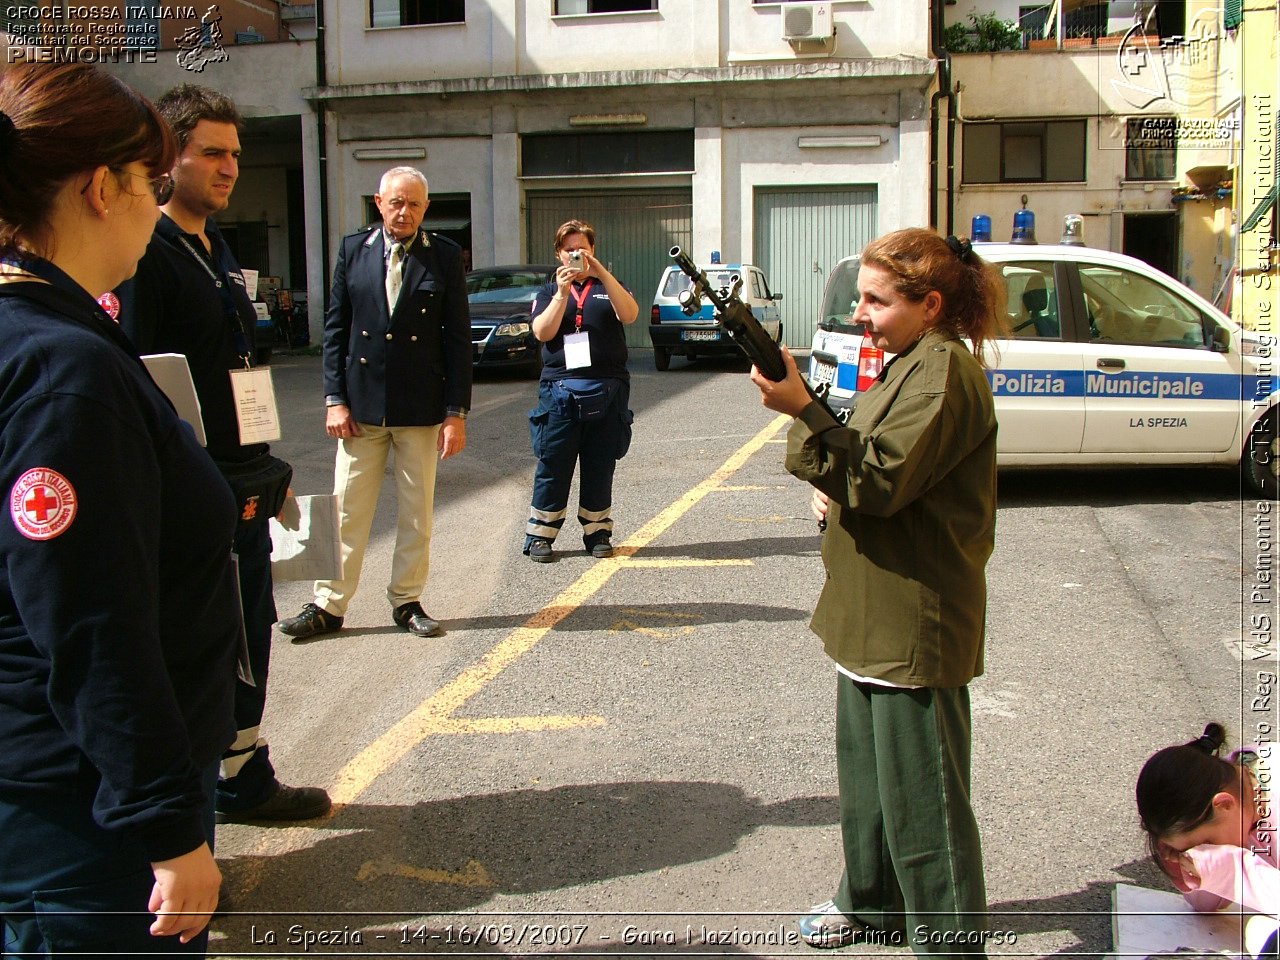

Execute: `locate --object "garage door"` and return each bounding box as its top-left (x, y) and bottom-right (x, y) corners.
top-left (753, 186), bottom-right (878, 349)
top-left (526, 189), bottom-right (692, 349)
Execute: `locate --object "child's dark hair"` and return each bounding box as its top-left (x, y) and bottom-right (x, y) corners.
top-left (1136, 723), bottom-right (1236, 874)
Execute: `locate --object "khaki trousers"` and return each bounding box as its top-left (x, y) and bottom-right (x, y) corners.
top-left (314, 422), bottom-right (441, 617)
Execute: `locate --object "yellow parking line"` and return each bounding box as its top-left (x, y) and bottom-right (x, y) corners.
top-left (326, 413), bottom-right (791, 807)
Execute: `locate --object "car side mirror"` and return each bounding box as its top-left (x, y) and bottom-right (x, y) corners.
top-left (1211, 324), bottom-right (1230, 353)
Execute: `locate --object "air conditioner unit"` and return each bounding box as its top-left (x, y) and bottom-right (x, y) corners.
top-left (782, 3), bottom-right (833, 42)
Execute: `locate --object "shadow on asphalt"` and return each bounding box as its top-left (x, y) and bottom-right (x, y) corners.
top-left (282, 602), bottom-right (814, 647)
top-left (985, 857), bottom-right (1166, 956)
top-left (212, 782), bottom-right (837, 950)
top-left (997, 465), bottom-right (1242, 508)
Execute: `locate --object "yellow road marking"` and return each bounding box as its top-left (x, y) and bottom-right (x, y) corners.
top-left (356, 857), bottom-right (496, 889)
top-left (326, 413), bottom-right (791, 808)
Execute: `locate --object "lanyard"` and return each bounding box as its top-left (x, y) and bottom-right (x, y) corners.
top-left (569, 280), bottom-right (594, 333)
top-left (175, 234), bottom-right (253, 367)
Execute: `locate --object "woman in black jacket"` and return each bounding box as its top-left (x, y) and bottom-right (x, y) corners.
top-left (0, 64), bottom-right (240, 955)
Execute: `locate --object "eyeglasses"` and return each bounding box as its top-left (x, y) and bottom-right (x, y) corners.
top-left (115, 169), bottom-right (175, 206)
top-left (83, 168), bottom-right (175, 206)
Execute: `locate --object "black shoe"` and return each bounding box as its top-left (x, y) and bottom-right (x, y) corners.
top-left (589, 539), bottom-right (614, 559)
top-left (278, 602), bottom-right (343, 639)
top-left (393, 601), bottom-right (442, 637)
top-left (528, 539), bottom-right (554, 563)
top-left (216, 783), bottom-right (331, 824)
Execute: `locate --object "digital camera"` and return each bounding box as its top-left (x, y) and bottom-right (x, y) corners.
top-left (568, 250), bottom-right (585, 273)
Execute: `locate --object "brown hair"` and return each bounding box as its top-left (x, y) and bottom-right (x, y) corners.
top-left (554, 219), bottom-right (596, 253)
top-left (1136, 723), bottom-right (1239, 878)
top-left (861, 228), bottom-right (1009, 363)
top-left (0, 64), bottom-right (175, 258)
top-left (154, 83), bottom-right (243, 151)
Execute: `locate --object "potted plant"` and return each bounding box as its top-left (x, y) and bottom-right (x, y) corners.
top-left (943, 12), bottom-right (1023, 52)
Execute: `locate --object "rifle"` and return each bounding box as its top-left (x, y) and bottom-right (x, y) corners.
top-left (669, 247), bottom-right (841, 532)
top-left (668, 246), bottom-right (837, 416)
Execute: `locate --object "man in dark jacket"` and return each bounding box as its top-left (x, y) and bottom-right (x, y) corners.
top-left (120, 85), bottom-right (330, 825)
top-left (279, 166), bottom-right (471, 640)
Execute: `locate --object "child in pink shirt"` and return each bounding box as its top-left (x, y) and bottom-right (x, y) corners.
top-left (1137, 723), bottom-right (1277, 957)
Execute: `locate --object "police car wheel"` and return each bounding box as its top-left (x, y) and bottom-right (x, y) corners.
top-left (1243, 411), bottom-right (1279, 500)
top-left (654, 347), bottom-right (671, 371)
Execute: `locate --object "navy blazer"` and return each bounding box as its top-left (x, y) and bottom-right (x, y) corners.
top-left (322, 226), bottom-right (472, 427)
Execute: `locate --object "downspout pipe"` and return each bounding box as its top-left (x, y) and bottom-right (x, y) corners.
top-left (315, 0), bottom-right (330, 314)
top-left (929, 0), bottom-right (956, 235)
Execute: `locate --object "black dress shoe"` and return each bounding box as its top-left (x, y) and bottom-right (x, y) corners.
top-left (393, 601), bottom-right (441, 637)
top-left (278, 602), bottom-right (343, 639)
top-left (216, 783), bottom-right (331, 824)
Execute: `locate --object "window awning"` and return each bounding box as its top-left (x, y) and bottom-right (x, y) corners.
top-left (1241, 182), bottom-right (1277, 234)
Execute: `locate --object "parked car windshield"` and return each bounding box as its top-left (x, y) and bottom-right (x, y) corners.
top-left (660, 269), bottom-right (739, 298)
top-left (466, 269), bottom-right (551, 304)
top-left (818, 258), bottom-right (862, 333)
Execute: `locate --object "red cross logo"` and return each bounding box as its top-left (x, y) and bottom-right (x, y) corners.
top-left (10, 468), bottom-right (77, 541)
top-left (24, 486), bottom-right (58, 522)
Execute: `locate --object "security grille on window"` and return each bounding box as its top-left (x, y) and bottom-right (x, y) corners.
top-left (555, 0), bottom-right (657, 12)
top-left (1125, 118), bottom-right (1176, 181)
top-left (962, 120), bottom-right (1086, 184)
top-left (371, 0), bottom-right (464, 28)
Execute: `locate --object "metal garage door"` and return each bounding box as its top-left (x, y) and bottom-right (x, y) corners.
top-left (753, 186), bottom-right (878, 349)
top-left (526, 189), bottom-right (692, 348)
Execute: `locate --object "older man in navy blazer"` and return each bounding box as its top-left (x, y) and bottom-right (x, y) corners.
top-left (279, 166), bottom-right (471, 640)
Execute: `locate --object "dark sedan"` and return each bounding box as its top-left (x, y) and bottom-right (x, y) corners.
top-left (467, 265), bottom-right (557, 374)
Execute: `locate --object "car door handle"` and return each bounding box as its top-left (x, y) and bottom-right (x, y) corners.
top-left (1096, 358), bottom-right (1126, 370)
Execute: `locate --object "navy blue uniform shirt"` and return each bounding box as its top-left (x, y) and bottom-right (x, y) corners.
top-left (533, 277), bottom-right (631, 383)
top-left (0, 258), bottom-right (239, 862)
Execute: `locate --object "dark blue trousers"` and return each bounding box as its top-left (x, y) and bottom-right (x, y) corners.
top-left (525, 379), bottom-right (632, 551)
top-left (0, 765), bottom-right (217, 958)
top-left (214, 519), bottom-right (279, 813)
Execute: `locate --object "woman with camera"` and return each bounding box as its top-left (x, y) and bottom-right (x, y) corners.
top-left (0, 64), bottom-right (240, 955)
top-left (523, 219), bottom-right (638, 563)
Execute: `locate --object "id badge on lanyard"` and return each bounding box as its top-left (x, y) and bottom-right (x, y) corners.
top-left (230, 367), bottom-right (282, 443)
top-left (177, 234), bottom-right (279, 443)
top-left (564, 280), bottom-right (593, 370)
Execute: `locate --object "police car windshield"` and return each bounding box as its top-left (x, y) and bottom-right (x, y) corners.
top-left (661, 270), bottom-right (737, 298)
top-left (819, 260), bottom-right (863, 333)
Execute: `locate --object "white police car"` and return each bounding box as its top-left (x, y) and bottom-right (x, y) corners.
top-left (649, 259), bottom-right (782, 371)
top-left (807, 240), bottom-right (1278, 496)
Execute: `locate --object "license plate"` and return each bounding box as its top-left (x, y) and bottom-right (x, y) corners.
top-left (811, 359), bottom-right (837, 385)
top-left (681, 329), bottom-right (720, 342)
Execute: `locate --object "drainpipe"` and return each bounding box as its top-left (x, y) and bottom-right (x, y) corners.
top-left (929, 0), bottom-right (956, 235)
top-left (315, 0), bottom-right (330, 308)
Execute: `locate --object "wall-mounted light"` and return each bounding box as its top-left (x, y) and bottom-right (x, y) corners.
top-left (797, 135), bottom-right (884, 149)
top-left (352, 147), bottom-right (427, 160)
top-left (569, 113), bottom-right (647, 126)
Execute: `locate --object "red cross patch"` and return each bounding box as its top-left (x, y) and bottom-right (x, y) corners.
top-left (97, 291), bottom-right (120, 321)
top-left (10, 468), bottom-right (78, 541)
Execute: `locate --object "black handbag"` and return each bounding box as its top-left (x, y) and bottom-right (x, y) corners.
top-left (216, 452), bottom-right (293, 524)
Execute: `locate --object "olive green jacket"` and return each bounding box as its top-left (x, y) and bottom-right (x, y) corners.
top-left (786, 328), bottom-right (997, 687)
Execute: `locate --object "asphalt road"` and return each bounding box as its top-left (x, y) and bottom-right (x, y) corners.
top-left (207, 349), bottom-right (1262, 959)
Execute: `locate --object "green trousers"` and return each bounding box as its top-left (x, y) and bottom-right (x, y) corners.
top-left (833, 674), bottom-right (988, 956)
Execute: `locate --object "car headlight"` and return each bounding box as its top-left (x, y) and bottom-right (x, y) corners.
top-left (495, 322), bottom-right (532, 338)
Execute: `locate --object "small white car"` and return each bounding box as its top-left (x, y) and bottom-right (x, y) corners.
top-left (649, 261), bottom-right (782, 371)
top-left (806, 242), bottom-right (1278, 496)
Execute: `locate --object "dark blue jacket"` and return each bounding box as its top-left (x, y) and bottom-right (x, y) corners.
top-left (322, 226), bottom-right (472, 426)
top-left (118, 215), bottom-right (265, 463)
top-left (0, 258), bottom-right (239, 862)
